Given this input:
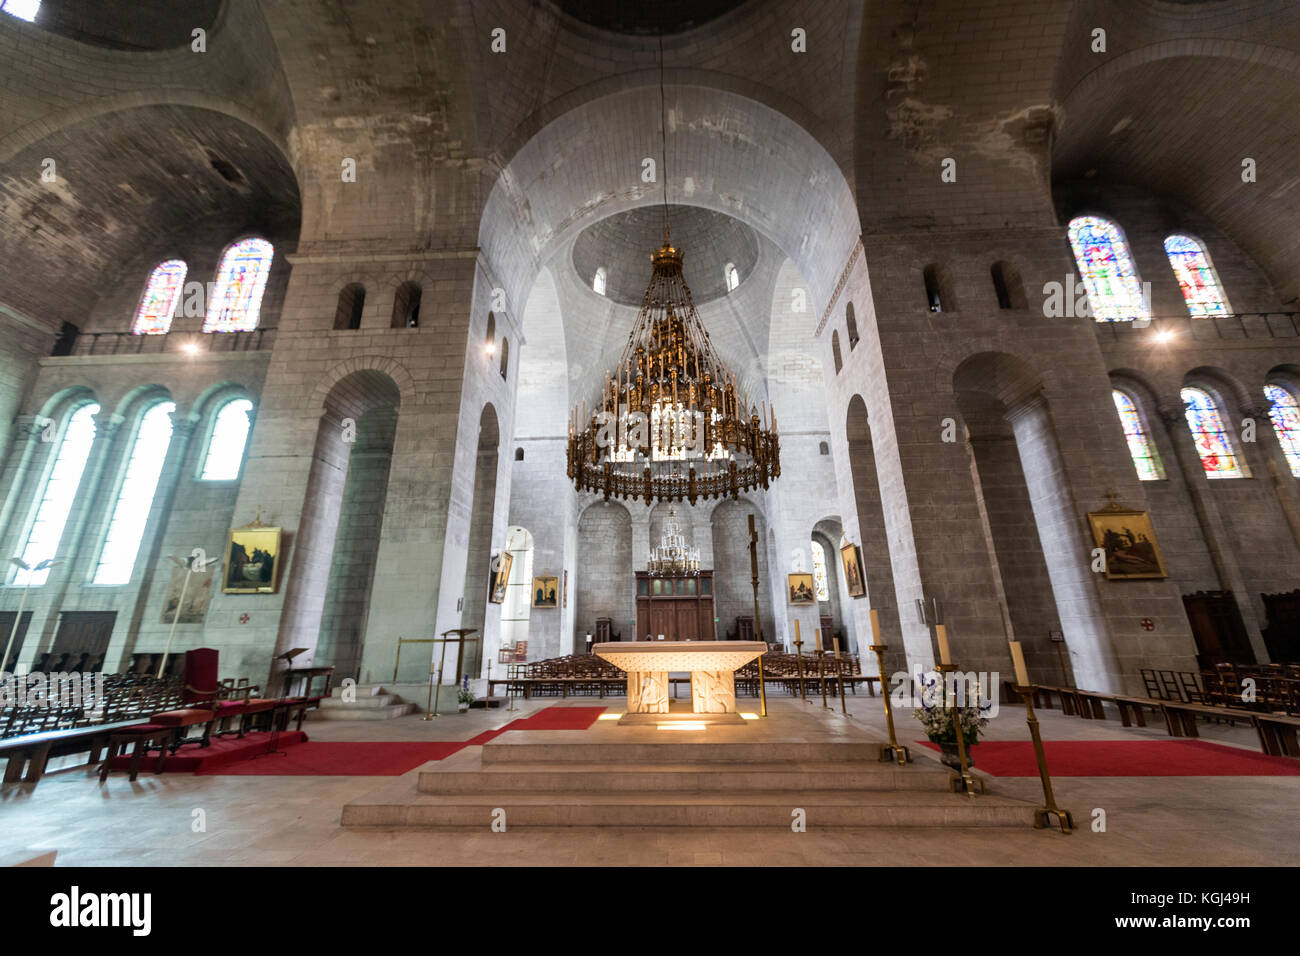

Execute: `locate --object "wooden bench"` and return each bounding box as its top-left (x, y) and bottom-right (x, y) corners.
top-left (1160, 701), bottom-right (1258, 739)
top-left (1254, 712), bottom-right (1300, 757)
top-left (0, 720), bottom-right (143, 787)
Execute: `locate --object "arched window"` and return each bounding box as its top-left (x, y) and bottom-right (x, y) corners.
top-left (204, 238), bottom-right (273, 332)
top-left (831, 330), bottom-right (842, 374)
top-left (1164, 235), bottom-right (1231, 318)
top-left (1264, 383), bottom-right (1300, 477)
top-left (11, 402), bottom-right (99, 585)
top-left (500, 337), bottom-right (509, 378)
top-left (334, 283), bottom-right (365, 330)
top-left (818, 441), bottom-right (829, 456)
top-left (200, 398), bottom-right (253, 480)
top-left (1067, 216), bottom-right (1150, 323)
top-left (593, 267), bottom-right (607, 296)
top-left (845, 302), bottom-right (859, 349)
top-left (990, 260), bottom-right (1025, 310)
top-left (515, 447), bottom-right (524, 462)
top-left (392, 281), bottom-right (421, 328)
top-left (1112, 390), bottom-right (1165, 481)
top-left (486, 312), bottom-right (496, 354)
top-left (93, 401), bottom-right (176, 584)
top-left (1180, 387), bottom-right (1244, 478)
top-left (131, 260), bottom-right (186, 335)
top-left (810, 541), bottom-right (830, 602)
top-left (725, 263), bottom-right (739, 292)
top-left (1, 1), bottom-right (39, 23)
top-left (922, 265), bottom-right (947, 312)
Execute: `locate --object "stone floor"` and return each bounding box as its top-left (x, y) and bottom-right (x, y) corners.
top-left (2, 692), bottom-right (1298, 866)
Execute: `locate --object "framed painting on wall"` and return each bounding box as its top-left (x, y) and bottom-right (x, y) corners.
top-left (222, 523), bottom-right (282, 594)
top-left (488, 552), bottom-right (512, 604)
top-left (1087, 502), bottom-right (1168, 580)
top-left (787, 573), bottom-right (816, 605)
top-left (839, 543), bottom-right (866, 598)
top-left (532, 575), bottom-right (559, 608)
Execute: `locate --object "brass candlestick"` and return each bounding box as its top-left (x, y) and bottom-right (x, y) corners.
top-left (832, 640), bottom-right (847, 716)
top-left (936, 663), bottom-right (983, 797)
top-left (792, 633), bottom-right (807, 701)
top-left (816, 650), bottom-right (829, 709)
top-left (757, 653), bottom-right (768, 717)
top-left (867, 614), bottom-right (910, 763)
top-left (1016, 682), bottom-right (1074, 833)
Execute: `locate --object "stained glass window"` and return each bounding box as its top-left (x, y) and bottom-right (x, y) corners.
top-left (200, 398), bottom-right (253, 480)
top-left (93, 402), bottom-right (176, 584)
top-left (1164, 235), bottom-right (1230, 318)
top-left (1, 0), bottom-right (40, 22)
top-left (1264, 384), bottom-right (1300, 478)
top-left (811, 541), bottom-right (830, 602)
top-left (1067, 216), bottom-right (1150, 323)
top-left (11, 402), bottom-right (99, 586)
top-left (203, 238), bottom-right (273, 332)
top-left (131, 260), bottom-right (187, 335)
top-left (1112, 390), bottom-right (1165, 481)
top-left (1181, 387), bottom-right (1243, 478)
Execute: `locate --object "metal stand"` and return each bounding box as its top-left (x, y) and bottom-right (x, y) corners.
top-left (936, 663), bottom-right (983, 797)
top-left (870, 642), bottom-right (910, 764)
top-left (1016, 682), bottom-right (1074, 833)
top-left (793, 634), bottom-right (807, 701)
top-left (747, 514), bottom-right (768, 718)
top-left (816, 650), bottom-right (829, 709)
top-left (415, 628), bottom-right (479, 720)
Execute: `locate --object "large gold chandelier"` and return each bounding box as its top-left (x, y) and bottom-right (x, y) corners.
top-left (566, 228), bottom-right (780, 506)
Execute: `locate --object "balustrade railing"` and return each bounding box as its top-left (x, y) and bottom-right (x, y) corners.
top-left (1096, 312), bottom-right (1300, 344)
top-left (53, 327), bottom-right (276, 357)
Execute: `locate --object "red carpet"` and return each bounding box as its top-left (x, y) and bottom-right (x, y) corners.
top-left (197, 705), bottom-right (608, 776)
top-left (917, 739), bottom-right (1300, 776)
top-left (106, 731), bottom-right (309, 773)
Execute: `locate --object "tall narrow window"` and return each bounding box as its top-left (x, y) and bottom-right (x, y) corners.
top-left (334, 283), bottom-right (365, 330)
top-left (810, 542), bottom-right (830, 602)
top-left (845, 302), bottom-right (859, 349)
top-left (1, 0), bottom-right (39, 22)
top-left (593, 267), bottom-right (607, 296)
top-left (1180, 387), bottom-right (1243, 478)
top-left (204, 238), bottom-right (273, 332)
top-left (131, 260), bottom-right (186, 335)
top-left (93, 402), bottom-right (176, 584)
top-left (725, 263), bottom-right (739, 292)
top-left (392, 281), bottom-right (421, 328)
top-left (1164, 234), bottom-right (1231, 318)
top-left (200, 398), bottom-right (253, 480)
top-left (831, 330), bottom-right (842, 374)
top-left (11, 402), bottom-right (99, 586)
top-left (1067, 216), bottom-right (1150, 322)
top-left (1112, 390), bottom-right (1165, 480)
top-left (500, 337), bottom-right (509, 379)
top-left (1264, 383), bottom-right (1300, 477)
top-left (923, 265), bottom-right (946, 312)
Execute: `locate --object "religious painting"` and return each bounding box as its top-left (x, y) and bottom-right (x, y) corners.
top-left (1087, 504), bottom-right (1167, 580)
top-left (840, 543), bottom-right (866, 598)
top-left (222, 525), bottom-right (282, 594)
top-left (532, 575), bottom-right (559, 608)
top-left (160, 560), bottom-right (217, 623)
top-left (488, 552), bottom-right (512, 604)
top-left (787, 572), bottom-right (816, 605)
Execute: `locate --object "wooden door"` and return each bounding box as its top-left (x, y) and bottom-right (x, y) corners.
top-left (819, 615), bottom-right (834, 651)
top-left (1181, 592), bottom-right (1254, 667)
top-left (1261, 591), bottom-right (1300, 663)
top-left (675, 602), bottom-right (697, 640)
top-left (49, 611), bottom-right (116, 671)
top-left (0, 611), bottom-right (33, 671)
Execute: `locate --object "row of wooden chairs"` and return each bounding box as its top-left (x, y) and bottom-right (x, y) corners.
top-left (2, 675), bottom-right (184, 739)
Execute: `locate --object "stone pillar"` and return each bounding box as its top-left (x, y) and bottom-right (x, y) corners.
top-left (1157, 402), bottom-right (1269, 662)
top-left (1241, 398), bottom-right (1300, 555)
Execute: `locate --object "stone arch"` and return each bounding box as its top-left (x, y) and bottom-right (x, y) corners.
top-left (309, 357), bottom-right (413, 416)
top-left (576, 499), bottom-right (634, 642)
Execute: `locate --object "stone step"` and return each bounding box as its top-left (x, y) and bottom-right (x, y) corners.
top-left (330, 684), bottom-right (388, 699)
top-left (479, 740), bottom-right (887, 765)
top-left (342, 787), bottom-right (1033, 828)
top-left (320, 693), bottom-right (403, 709)
top-left (308, 701), bottom-right (418, 720)
top-left (417, 754), bottom-right (952, 794)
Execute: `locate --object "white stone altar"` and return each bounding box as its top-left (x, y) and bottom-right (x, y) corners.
top-left (594, 641), bottom-right (767, 722)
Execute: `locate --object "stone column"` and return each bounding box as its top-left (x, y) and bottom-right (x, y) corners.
top-left (1241, 398), bottom-right (1300, 554)
top-left (1157, 402), bottom-right (1270, 662)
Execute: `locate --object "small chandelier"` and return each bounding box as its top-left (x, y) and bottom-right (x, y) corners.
top-left (647, 507), bottom-right (701, 575)
top-left (566, 229), bottom-right (780, 505)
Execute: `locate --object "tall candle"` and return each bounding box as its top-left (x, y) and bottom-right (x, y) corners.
top-left (1009, 641), bottom-right (1029, 686)
top-left (868, 609), bottom-right (881, 644)
top-left (935, 624), bottom-right (951, 665)
top-left (814, 623), bottom-right (822, 652)
top-left (832, 637), bottom-right (841, 659)
top-left (794, 618), bottom-right (802, 645)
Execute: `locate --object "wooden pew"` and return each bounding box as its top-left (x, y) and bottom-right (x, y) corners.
top-left (0, 720), bottom-right (143, 787)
